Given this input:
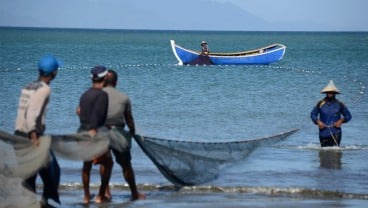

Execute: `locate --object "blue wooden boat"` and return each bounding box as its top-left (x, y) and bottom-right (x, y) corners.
top-left (170, 40), bottom-right (286, 65)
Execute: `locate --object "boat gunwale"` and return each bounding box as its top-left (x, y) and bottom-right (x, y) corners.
top-left (209, 44), bottom-right (286, 57)
top-left (171, 40), bottom-right (286, 58)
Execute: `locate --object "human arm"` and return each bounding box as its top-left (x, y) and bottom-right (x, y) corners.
top-left (311, 105), bottom-right (326, 129)
top-left (201, 45), bottom-right (209, 54)
top-left (124, 99), bottom-right (135, 135)
top-left (76, 105), bottom-right (96, 137)
top-left (76, 106), bottom-right (81, 115)
top-left (88, 92), bottom-right (108, 136)
top-left (334, 118), bottom-right (344, 128)
top-left (28, 130), bottom-right (40, 146)
top-left (334, 103), bottom-right (352, 127)
top-left (124, 110), bottom-right (135, 136)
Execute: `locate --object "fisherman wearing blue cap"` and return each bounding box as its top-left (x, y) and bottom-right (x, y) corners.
top-left (14, 55), bottom-right (62, 207)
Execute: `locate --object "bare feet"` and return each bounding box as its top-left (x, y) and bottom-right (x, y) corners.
top-left (83, 197), bottom-right (89, 204)
top-left (105, 186), bottom-right (112, 200)
top-left (83, 194), bottom-right (95, 204)
top-left (95, 195), bottom-right (112, 204)
top-left (131, 192), bottom-right (146, 201)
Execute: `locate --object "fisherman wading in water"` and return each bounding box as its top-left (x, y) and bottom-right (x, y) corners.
top-left (310, 80), bottom-right (352, 147)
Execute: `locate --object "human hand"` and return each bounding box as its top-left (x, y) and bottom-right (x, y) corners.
top-left (334, 119), bottom-right (344, 128)
top-left (88, 129), bottom-right (97, 137)
top-left (317, 120), bottom-right (326, 129)
top-left (29, 131), bottom-right (40, 146)
top-left (76, 106), bottom-right (81, 115)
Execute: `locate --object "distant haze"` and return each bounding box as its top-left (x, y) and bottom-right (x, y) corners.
top-left (0, 0), bottom-right (367, 31)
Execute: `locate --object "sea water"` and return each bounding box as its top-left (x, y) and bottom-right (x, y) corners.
top-left (0, 28), bottom-right (367, 207)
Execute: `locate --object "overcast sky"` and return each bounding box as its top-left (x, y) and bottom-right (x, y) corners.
top-left (0, 0), bottom-right (367, 31)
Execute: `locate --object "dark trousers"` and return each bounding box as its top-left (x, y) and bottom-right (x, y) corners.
top-left (23, 152), bottom-right (60, 203)
top-left (14, 131), bottom-right (61, 204)
top-left (319, 132), bottom-right (341, 147)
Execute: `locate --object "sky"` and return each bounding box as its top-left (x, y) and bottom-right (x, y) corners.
top-left (0, 0), bottom-right (367, 31)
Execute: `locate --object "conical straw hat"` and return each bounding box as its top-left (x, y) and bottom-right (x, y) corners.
top-left (321, 80), bottom-right (340, 94)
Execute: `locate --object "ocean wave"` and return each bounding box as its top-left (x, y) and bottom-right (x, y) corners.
top-left (58, 183), bottom-right (368, 200)
top-left (289, 143), bottom-right (368, 151)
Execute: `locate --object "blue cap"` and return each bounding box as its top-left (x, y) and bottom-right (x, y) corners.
top-left (90, 65), bottom-right (107, 79)
top-left (38, 55), bottom-right (61, 75)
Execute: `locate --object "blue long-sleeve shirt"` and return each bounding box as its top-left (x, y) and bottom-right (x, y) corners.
top-left (311, 99), bottom-right (352, 137)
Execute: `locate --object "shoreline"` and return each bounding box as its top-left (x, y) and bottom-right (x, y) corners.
top-left (54, 186), bottom-right (368, 208)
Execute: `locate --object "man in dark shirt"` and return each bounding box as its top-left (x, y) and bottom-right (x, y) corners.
top-left (77, 65), bottom-right (113, 204)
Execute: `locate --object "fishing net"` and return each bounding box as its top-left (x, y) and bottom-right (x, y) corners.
top-left (50, 127), bottom-right (131, 161)
top-left (51, 131), bottom-right (110, 161)
top-left (134, 129), bottom-right (299, 186)
top-left (1, 127), bottom-right (299, 188)
top-left (0, 128), bottom-right (114, 177)
top-left (0, 130), bottom-right (51, 179)
top-left (0, 175), bottom-right (39, 208)
top-left (0, 130), bottom-right (49, 208)
top-left (0, 128), bottom-right (133, 207)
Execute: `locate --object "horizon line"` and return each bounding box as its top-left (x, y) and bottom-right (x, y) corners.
top-left (0, 26), bottom-right (367, 33)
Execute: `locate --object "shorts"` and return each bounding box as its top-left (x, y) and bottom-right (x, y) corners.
top-left (319, 133), bottom-right (341, 147)
top-left (112, 148), bottom-right (131, 165)
top-left (92, 151), bottom-right (112, 165)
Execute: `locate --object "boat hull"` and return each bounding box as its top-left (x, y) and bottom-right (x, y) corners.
top-left (170, 40), bottom-right (286, 65)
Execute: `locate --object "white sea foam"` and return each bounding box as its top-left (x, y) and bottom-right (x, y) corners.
top-left (296, 143), bottom-right (368, 151)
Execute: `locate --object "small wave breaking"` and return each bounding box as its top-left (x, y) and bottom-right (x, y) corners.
top-left (295, 143), bottom-right (368, 151)
top-left (58, 183), bottom-right (368, 200)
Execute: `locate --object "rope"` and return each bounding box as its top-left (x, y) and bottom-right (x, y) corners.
top-left (0, 64), bottom-right (326, 72)
top-left (326, 125), bottom-right (339, 146)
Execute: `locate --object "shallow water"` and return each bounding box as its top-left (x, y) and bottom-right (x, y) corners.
top-left (0, 28), bottom-right (367, 207)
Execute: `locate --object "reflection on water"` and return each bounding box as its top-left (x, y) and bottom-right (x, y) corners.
top-left (319, 150), bottom-right (342, 169)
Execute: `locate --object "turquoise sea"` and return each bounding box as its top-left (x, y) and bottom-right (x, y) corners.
top-left (0, 27), bottom-right (368, 207)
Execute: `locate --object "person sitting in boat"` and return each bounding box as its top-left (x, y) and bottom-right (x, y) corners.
top-left (201, 41), bottom-right (209, 55)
